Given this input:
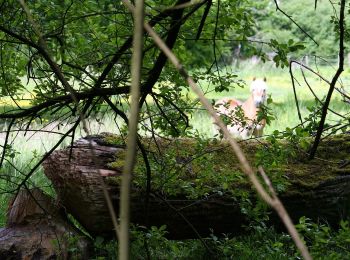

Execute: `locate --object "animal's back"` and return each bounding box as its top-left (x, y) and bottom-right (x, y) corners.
top-left (214, 98), bottom-right (242, 115)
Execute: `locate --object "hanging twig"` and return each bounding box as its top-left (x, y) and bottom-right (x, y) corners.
top-left (290, 60), bottom-right (350, 100)
top-left (289, 61), bottom-right (303, 125)
top-left (152, 192), bottom-right (214, 256)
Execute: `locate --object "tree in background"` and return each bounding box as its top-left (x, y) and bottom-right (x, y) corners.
top-left (250, 0), bottom-right (343, 59)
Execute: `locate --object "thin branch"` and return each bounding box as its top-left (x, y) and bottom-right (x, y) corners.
top-left (163, 0), bottom-right (206, 10)
top-left (195, 0), bottom-right (212, 40)
top-left (0, 118), bottom-right (15, 168)
top-left (14, 109), bottom-right (83, 192)
top-left (289, 61), bottom-right (303, 125)
top-left (152, 92), bottom-right (189, 127)
top-left (0, 86), bottom-right (130, 119)
top-left (152, 192), bottom-right (214, 256)
top-left (309, 0), bottom-right (345, 159)
top-left (300, 68), bottom-right (345, 119)
top-left (152, 95), bottom-right (180, 135)
top-left (104, 96), bottom-right (152, 206)
top-left (290, 60), bottom-right (350, 100)
top-left (273, 0), bottom-right (318, 46)
top-left (119, 0), bottom-right (144, 258)
top-left (258, 166), bottom-right (310, 259)
top-left (291, 60), bottom-right (330, 84)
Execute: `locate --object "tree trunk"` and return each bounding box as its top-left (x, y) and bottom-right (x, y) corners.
top-left (42, 134), bottom-right (350, 239)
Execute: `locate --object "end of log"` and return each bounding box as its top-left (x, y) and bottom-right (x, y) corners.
top-left (0, 188), bottom-right (91, 259)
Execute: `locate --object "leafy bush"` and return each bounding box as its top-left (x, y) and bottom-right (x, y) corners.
top-left (90, 218), bottom-right (350, 259)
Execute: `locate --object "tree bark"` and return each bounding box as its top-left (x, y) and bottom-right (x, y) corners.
top-left (42, 134), bottom-right (350, 239)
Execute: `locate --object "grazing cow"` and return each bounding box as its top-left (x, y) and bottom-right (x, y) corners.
top-left (214, 78), bottom-right (268, 139)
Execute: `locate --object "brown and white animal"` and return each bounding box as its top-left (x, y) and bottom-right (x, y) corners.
top-left (214, 78), bottom-right (268, 139)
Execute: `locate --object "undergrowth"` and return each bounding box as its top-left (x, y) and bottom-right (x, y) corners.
top-left (89, 218), bottom-right (350, 259)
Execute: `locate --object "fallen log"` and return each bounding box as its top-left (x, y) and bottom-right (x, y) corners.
top-left (0, 188), bottom-right (90, 259)
top-left (42, 134), bottom-right (350, 239)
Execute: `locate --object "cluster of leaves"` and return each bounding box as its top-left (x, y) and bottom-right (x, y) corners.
top-left (268, 39), bottom-right (305, 68)
top-left (257, 95), bottom-right (274, 124)
top-left (195, 72), bottom-right (245, 93)
top-left (107, 133), bottom-right (299, 229)
top-left (296, 217), bottom-right (350, 259)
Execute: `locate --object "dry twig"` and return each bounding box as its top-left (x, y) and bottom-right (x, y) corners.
top-left (118, 0), bottom-right (144, 259)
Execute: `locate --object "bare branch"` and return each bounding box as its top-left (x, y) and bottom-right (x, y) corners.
top-left (0, 86), bottom-right (130, 119)
top-left (119, 0), bottom-right (144, 258)
top-left (289, 61), bottom-right (303, 125)
top-left (309, 0), bottom-right (345, 159)
top-left (300, 68), bottom-right (345, 119)
top-left (273, 0), bottom-right (318, 46)
top-left (195, 0), bottom-right (212, 40)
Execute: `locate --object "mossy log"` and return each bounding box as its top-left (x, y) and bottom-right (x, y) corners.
top-left (42, 134), bottom-right (350, 239)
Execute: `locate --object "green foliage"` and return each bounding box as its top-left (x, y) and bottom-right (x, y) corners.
top-left (252, 0), bottom-right (342, 58)
top-left (296, 217), bottom-right (350, 259)
top-left (268, 39), bottom-right (305, 68)
top-left (0, 1), bottom-right (349, 258)
top-left (92, 236), bottom-right (118, 260)
top-left (51, 233), bottom-right (88, 260)
top-left (92, 225), bottom-right (207, 259)
top-left (257, 95), bottom-right (275, 125)
top-left (89, 219), bottom-right (350, 259)
top-left (195, 72), bottom-right (245, 93)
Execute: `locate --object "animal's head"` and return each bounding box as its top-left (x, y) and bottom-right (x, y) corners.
top-left (250, 77), bottom-right (267, 107)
